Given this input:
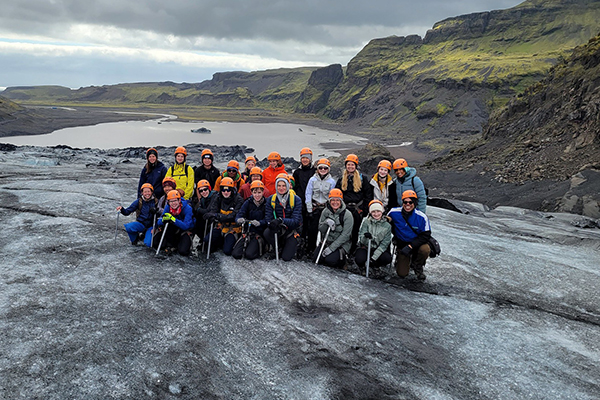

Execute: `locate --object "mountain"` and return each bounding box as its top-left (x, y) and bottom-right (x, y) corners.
top-left (425, 32), bottom-right (600, 217)
top-left (3, 0), bottom-right (600, 155)
top-left (0, 95), bottom-right (23, 122)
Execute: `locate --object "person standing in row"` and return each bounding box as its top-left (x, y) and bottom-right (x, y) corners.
top-left (239, 167), bottom-right (271, 200)
top-left (194, 148), bottom-right (220, 190)
top-left (214, 160), bottom-right (245, 192)
top-left (355, 199), bottom-right (393, 276)
top-left (314, 189), bottom-right (353, 269)
top-left (241, 155), bottom-right (257, 182)
top-left (138, 148), bottom-right (167, 200)
top-left (165, 146), bottom-right (195, 200)
top-left (192, 179), bottom-right (215, 249)
top-left (335, 154), bottom-right (372, 252)
top-left (388, 190), bottom-right (431, 280)
top-left (264, 173), bottom-right (302, 261)
top-left (263, 152), bottom-right (286, 194)
top-left (293, 147), bottom-right (316, 254)
top-left (304, 158), bottom-right (336, 253)
top-left (369, 160), bottom-right (393, 212)
top-left (388, 158), bottom-right (427, 212)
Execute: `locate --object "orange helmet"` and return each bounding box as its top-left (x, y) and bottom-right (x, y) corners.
top-left (245, 155), bottom-right (257, 164)
top-left (345, 154), bottom-right (359, 166)
top-left (316, 158), bottom-right (331, 168)
top-left (402, 190), bottom-right (418, 200)
top-left (220, 177), bottom-right (235, 188)
top-left (201, 149), bottom-right (214, 159)
top-left (140, 183), bottom-right (154, 192)
top-left (275, 173), bottom-right (290, 182)
top-left (196, 179), bottom-right (211, 191)
top-left (300, 147), bottom-right (313, 157)
top-left (227, 160), bottom-right (240, 170)
top-left (250, 180), bottom-right (265, 190)
top-left (162, 177), bottom-right (177, 188)
top-left (378, 160), bottom-right (392, 171)
top-left (174, 146), bottom-right (187, 156)
top-left (267, 151), bottom-right (281, 161)
top-left (167, 190), bottom-right (181, 201)
top-left (249, 166), bottom-right (263, 176)
top-left (329, 188), bottom-right (344, 200)
top-left (393, 158), bottom-right (408, 170)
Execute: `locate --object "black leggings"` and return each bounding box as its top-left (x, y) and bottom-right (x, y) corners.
top-left (264, 227), bottom-right (299, 261)
top-left (305, 208), bottom-right (324, 253)
top-left (312, 247), bottom-right (346, 269)
top-left (232, 234), bottom-right (265, 260)
top-left (204, 229), bottom-right (237, 255)
top-left (153, 225), bottom-right (193, 256)
top-left (354, 247), bottom-right (392, 269)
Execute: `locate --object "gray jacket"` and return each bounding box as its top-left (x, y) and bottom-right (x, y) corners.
top-left (358, 215), bottom-right (392, 261)
top-left (318, 201), bottom-right (354, 254)
top-left (306, 173), bottom-right (337, 213)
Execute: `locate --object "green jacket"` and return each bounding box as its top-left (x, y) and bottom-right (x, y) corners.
top-left (318, 202), bottom-right (354, 254)
top-left (358, 215), bottom-right (392, 260)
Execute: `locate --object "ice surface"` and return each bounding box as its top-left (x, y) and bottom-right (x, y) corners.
top-left (0, 149), bottom-right (599, 399)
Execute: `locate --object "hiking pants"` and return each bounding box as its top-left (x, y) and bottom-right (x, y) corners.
top-left (264, 227), bottom-right (299, 261)
top-left (354, 247), bottom-right (392, 269)
top-left (312, 247), bottom-right (346, 269)
top-left (124, 221), bottom-right (153, 247)
top-left (204, 229), bottom-right (237, 255)
top-left (395, 243), bottom-right (430, 278)
top-left (232, 234), bottom-right (265, 260)
top-left (346, 205), bottom-right (362, 252)
top-left (305, 207), bottom-right (325, 253)
top-left (153, 226), bottom-right (193, 256)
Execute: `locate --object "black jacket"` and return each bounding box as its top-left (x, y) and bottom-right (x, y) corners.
top-left (293, 164), bottom-right (316, 204)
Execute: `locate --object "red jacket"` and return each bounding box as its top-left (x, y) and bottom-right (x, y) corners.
top-left (239, 182), bottom-right (271, 200)
top-left (263, 163), bottom-right (286, 194)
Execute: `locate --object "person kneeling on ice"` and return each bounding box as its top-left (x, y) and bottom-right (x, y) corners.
top-left (354, 199), bottom-right (393, 277)
top-left (116, 183), bottom-right (159, 247)
top-left (388, 190), bottom-right (431, 281)
top-left (192, 179), bottom-right (215, 251)
top-left (203, 177), bottom-right (244, 255)
top-left (313, 188), bottom-right (354, 269)
top-left (264, 173), bottom-right (302, 261)
top-left (232, 181), bottom-right (268, 260)
top-left (153, 190), bottom-right (195, 256)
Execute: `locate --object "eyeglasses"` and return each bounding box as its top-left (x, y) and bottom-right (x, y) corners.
top-left (221, 188), bottom-right (232, 192)
top-left (318, 166), bottom-right (329, 170)
top-left (199, 188), bottom-right (209, 193)
top-left (403, 201), bottom-right (414, 205)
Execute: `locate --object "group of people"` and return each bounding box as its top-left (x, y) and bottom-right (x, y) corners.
top-left (117, 145), bottom-right (433, 280)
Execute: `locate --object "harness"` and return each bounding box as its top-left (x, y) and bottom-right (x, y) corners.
top-left (270, 193), bottom-right (296, 219)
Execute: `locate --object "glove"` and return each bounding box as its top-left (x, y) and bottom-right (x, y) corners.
top-left (204, 212), bottom-right (216, 221)
top-left (322, 247), bottom-right (333, 257)
top-left (325, 218), bottom-right (335, 230)
top-left (250, 220), bottom-right (261, 227)
top-left (363, 232), bottom-right (373, 240)
top-left (149, 207), bottom-right (158, 215)
top-left (162, 213), bottom-right (175, 223)
top-left (269, 218), bottom-right (282, 230)
top-left (236, 218), bottom-right (246, 225)
top-left (400, 245), bottom-right (412, 257)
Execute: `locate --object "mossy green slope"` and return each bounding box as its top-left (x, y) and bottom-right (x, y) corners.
top-left (0, 96), bottom-right (23, 122)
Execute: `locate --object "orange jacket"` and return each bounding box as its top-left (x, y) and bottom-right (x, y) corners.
top-left (262, 163), bottom-right (286, 194)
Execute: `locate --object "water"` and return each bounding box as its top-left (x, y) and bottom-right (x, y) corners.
top-left (2, 117), bottom-right (368, 158)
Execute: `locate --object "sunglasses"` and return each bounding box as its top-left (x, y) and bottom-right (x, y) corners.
top-left (199, 188), bottom-right (209, 193)
top-left (203, 155), bottom-right (212, 159)
top-left (403, 201), bottom-right (414, 205)
top-left (221, 188), bottom-right (232, 192)
top-left (318, 166), bottom-right (329, 170)
top-left (227, 169), bottom-right (237, 173)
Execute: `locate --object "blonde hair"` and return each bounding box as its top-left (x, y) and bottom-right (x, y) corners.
top-left (341, 170), bottom-right (362, 192)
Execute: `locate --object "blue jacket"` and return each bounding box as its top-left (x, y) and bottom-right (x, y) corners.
top-left (390, 167), bottom-right (427, 212)
top-left (265, 194), bottom-right (302, 231)
top-left (237, 197), bottom-right (267, 235)
top-left (121, 197), bottom-right (158, 228)
top-left (157, 200), bottom-right (195, 231)
top-left (138, 161), bottom-right (168, 199)
top-left (388, 207), bottom-right (431, 248)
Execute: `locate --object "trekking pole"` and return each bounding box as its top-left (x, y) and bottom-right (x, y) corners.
top-left (151, 214), bottom-right (157, 248)
top-left (315, 226), bottom-right (331, 264)
top-left (366, 238), bottom-right (372, 278)
top-left (114, 210), bottom-right (120, 243)
top-left (242, 222), bottom-right (250, 260)
top-left (155, 222), bottom-right (169, 256)
top-left (206, 221), bottom-right (214, 260)
top-left (201, 220), bottom-right (208, 253)
top-left (274, 226), bottom-right (280, 262)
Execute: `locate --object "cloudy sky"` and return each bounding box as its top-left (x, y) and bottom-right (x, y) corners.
top-left (0, 0), bottom-right (522, 89)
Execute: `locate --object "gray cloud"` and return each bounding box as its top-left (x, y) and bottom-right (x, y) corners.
top-left (2, 1), bottom-right (524, 47)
